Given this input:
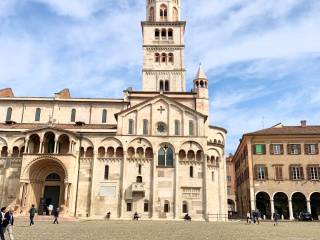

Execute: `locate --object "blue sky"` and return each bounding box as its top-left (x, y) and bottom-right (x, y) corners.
top-left (0, 0), bottom-right (320, 153)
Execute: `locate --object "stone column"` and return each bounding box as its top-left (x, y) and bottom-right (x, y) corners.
top-left (18, 182), bottom-right (25, 205)
top-left (39, 140), bottom-right (44, 154)
top-left (119, 151), bottom-right (127, 218)
top-left (64, 183), bottom-right (69, 206)
top-left (307, 199), bottom-right (311, 213)
top-left (270, 199), bottom-right (275, 220)
top-left (89, 151), bottom-right (97, 216)
top-left (69, 141), bottom-right (72, 154)
top-left (288, 199), bottom-right (294, 220)
top-left (203, 153), bottom-right (208, 221)
top-left (25, 138), bottom-right (29, 153)
top-left (174, 153), bottom-right (179, 219)
top-left (54, 137), bottom-right (58, 154)
top-left (151, 152), bottom-right (157, 219)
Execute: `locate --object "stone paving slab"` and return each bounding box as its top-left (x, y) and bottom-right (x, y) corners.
top-left (8, 220), bottom-right (320, 240)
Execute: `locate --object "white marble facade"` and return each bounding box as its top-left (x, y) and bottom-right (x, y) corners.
top-left (0, 0), bottom-right (227, 221)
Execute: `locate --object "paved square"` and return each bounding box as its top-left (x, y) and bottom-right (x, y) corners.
top-left (10, 220), bottom-right (320, 240)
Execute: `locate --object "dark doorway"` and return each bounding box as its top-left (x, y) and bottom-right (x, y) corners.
top-left (42, 186), bottom-right (60, 215)
top-left (256, 192), bottom-right (271, 219)
top-left (310, 192), bottom-right (320, 220)
top-left (274, 192), bottom-right (289, 219)
top-left (292, 192), bottom-right (307, 219)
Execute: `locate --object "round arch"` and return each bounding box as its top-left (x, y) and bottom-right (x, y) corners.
top-left (273, 192), bottom-right (289, 219)
top-left (256, 192), bottom-right (271, 219)
top-left (291, 192), bottom-right (307, 219)
top-left (310, 192), bottom-right (320, 219)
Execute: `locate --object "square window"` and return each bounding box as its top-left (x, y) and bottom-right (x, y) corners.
top-left (126, 202), bottom-right (132, 212)
top-left (273, 144), bottom-right (281, 155)
top-left (254, 144), bottom-right (265, 154)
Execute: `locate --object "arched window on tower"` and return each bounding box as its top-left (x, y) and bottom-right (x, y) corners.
top-left (168, 53), bottom-right (174, 63)
top-left (160, 80), bottom-right (164, 91)
top-left (161, 29), bottom-right (167, 39)
top-left (155, 29), bottom-right (160, 39)
top-left (149, 7), bottom-right (155, 21)
top-left (173, 7), bottom-right (179, 21)
top-left (155, 53), bottom-right (160, 62)
top-left (168, 29), bottom-right (173, 39)
top-left (161, 53), bottom-right (167, 63)
top-left (6, 107), bottom-right (12, 121)
top-left (160, 4), bottom-right (168, 21)
top-left (165, 80), bottom-right (170, 91)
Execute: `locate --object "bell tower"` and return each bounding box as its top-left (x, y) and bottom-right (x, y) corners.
top-left (142, 0), bottom-right (186, 92)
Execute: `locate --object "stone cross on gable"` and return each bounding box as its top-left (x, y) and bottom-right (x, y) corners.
top-left (157, 106), bottom-right (165, 114)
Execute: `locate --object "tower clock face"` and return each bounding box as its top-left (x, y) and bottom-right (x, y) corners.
top-left (157, 122), bottom-right (166, 133)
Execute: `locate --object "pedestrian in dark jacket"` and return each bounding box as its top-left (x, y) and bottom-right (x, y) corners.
top-left (0, 207), bottom-right (6, 240)
top-left (53, 208), bottom-right (59, 224)
top-left (29, 205), bottom-right (37, 226)
top-left (4, 209), bottom-right (14, 240)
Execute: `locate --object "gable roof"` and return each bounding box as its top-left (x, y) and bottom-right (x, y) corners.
top-left (114, 94), bottom-right (208, 120)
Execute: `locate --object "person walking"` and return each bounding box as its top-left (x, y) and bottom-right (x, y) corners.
top-left (29, 205), bottom-right (37, 226)
top-left (0, 207), bottom-right (6, 240)
top-left (273, 212), bottom-right (279, 226)
top-left (4, 209), bottom-right (14, 240)
top-left (53, 208), bottom-right (59, 224)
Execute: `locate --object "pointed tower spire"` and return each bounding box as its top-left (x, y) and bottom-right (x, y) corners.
top-left (195, 63), bottom-right (208, 80)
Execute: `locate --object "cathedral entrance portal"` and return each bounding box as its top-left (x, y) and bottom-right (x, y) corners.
top-left (21, 157), bottom-right (70, 215)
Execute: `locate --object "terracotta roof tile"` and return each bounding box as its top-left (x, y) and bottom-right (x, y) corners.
top-left (246, 125), bottom-right (320, 136)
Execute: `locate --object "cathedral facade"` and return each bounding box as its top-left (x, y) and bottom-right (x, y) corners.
top-left (0, 0), bottom-right (227, 221)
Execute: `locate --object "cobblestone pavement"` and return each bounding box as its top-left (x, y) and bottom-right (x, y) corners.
top-left (9, 219), bottom-right (320, 240)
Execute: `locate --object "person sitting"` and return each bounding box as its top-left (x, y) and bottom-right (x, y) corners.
top-left (184, 214), bottom-right (191, 221)
top-left (133, 212), bottom-right (140, 220)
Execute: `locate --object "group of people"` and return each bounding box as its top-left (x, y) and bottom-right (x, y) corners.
top-left (246, 210), bottom-right (262, 225)
top-left (29, 204), bottom-right (60, 226)
top-left (0, 207), bottom-right (14, 240)
top-left (246, 210), bottom-right (280, 226)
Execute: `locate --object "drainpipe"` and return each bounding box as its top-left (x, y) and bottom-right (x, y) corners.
top-left (74, 135), bottom-right (82, 217)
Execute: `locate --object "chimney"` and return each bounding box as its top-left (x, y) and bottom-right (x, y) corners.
top-left (301, 120), bottom-right (307, 127)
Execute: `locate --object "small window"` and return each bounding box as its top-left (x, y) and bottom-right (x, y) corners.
top-left (155, 53), bottom-right (160, 62)
top-left (271, 144), bottom-right (282, 155)
top-left (288, 144), bottom-right (300, 155)
top-left (136, 176), bottom-right (142, 183)
top-left (189, 120), bottom-right (194, 136)
top-left (253, 144), bottom-right (266, 155)
top-left (174, 120), bottom-right (180, 135)
top-left (161, 53), bottom-right (167, 62)
top-left (189, 166), bottom-right (194, 178)
top-left (275, 166), bottom-right (283, 180)
top-left (35, 108), bottom-right (41, 122)
top-left (309, 166), bottom-right (319, 180)
top-left (128, 119), bottom-right (134, 134)
top-left (168, 29), bottom-right (173, 39)
top-left (212, 171), bottom-right (215, 181)
top-left (155, 29), bottom-right (160, 39)
top-left (144, 202), bottom-right (149, 212)
top-left (161, 29), bottom-right (166, 39)
top-left (102, 109), bottom-right (107, 123)
top-left (143, 119), bottom-right (149, 135)
top-left (160, 80), bottom-right (164, 91)
top-left (168, 53), bottom-right (174, 63)
top-left (291, 166), bottom-right (302, 180)
top-left (71, 109), bottom-right (76, 122)
top-left (256, 166), bottom-right (266, 180)
top-left (306, 144), bottom-right (317, 155)
top-left (164, 80), bottom-right (169, 91)
top-left (182, 202), bottom-right (188, 213)
top-left (6, 107), bottom-right (12, 121)
top-left (104, 165), bottom-right (109, 180)
top-left (164, 201), bottom-right (170, 213)
top-left (127, 202), bottom-right (132, 212)
top-left (138, 164), bottom-right (142, 174)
